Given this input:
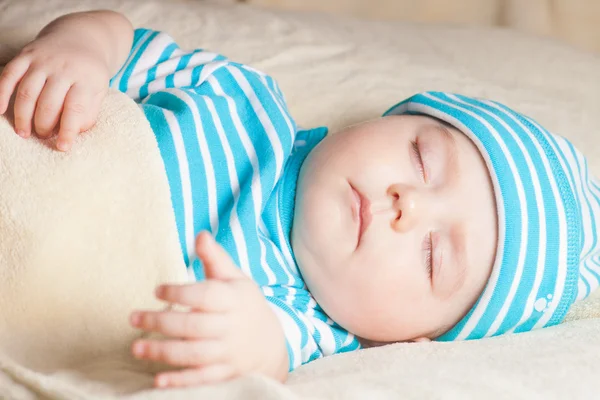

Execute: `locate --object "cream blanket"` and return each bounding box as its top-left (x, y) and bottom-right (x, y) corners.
top-left (0, 89), bottom-right (191, 398)
top-left (1, 0), bottom-right (600, 399)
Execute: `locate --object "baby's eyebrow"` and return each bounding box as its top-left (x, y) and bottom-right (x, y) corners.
top-left (437, 123), bottom-right (457, 153)
top-left (436, 119), bottom-right (456, 140)
top-left (433, 122), bottom-right (460, 183)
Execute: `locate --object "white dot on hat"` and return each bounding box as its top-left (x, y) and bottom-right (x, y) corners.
top-left (534, 298), bottom-right (547, 312)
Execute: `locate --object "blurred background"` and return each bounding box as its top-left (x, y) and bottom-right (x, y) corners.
top-left (235, 0), bottom-right (600, 54)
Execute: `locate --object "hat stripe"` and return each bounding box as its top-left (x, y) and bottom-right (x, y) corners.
top-left (579, 267), bottom-right (598, 302)
top-left (511, 117), bottom-right (578, 331)
top-left (459, 95), bottom-right (575, 335)
top-left (479, 99), bottom-right (570, 333)
top-left (534, 132), bottom-right (586, 305)
top-left (567, 145), bottom-right (599, 262)
top-left (471, 97), bottom-right (566, 335)
top-left (420, 92), bottom-right (529, 340)
top-left (448, 94), bottom-right (549, 337)
top-left (565, 144), bottom-right (600, 299)
top-left (575, 157), bottom-right (600, 297)
top-left (507, 122), bottom-right (566, 332)
top-left (587, 179), bottom-right (600, 228)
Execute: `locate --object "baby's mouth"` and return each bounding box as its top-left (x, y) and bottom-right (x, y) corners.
top-left (349, 183), bottom-right (372, 249)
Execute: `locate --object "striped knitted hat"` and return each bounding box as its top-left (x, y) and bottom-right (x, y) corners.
top-left (384, 92), bottom-right (600, 341)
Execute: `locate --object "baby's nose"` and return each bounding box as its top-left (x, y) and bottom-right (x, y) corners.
top-left (386, 183), bottom-right (420, 233)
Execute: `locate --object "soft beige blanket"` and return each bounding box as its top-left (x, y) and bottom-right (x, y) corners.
top-left (1, 0), bottom-right (600, 399)
top-left (0, 88), bottom-right (191, 398)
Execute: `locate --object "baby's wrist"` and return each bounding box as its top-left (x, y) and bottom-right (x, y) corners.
top-left (36, 10), bottom-right (133, 76)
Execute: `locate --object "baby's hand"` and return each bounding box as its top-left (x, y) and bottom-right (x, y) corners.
top-left (130, 232), bottom-right (288, 388)
top-left (0, 34), bottom-right (110, 151)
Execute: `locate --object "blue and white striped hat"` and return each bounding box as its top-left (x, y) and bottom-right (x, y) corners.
top-left (384, 92), bottom-right (600, 341)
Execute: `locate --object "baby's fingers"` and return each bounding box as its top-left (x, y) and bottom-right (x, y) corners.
top-left (56, 85), bottom-right (87, 152)
top-left (154, 365), bottom-right (235, 388)
top-left (57, 84), bottom-right (101, 152)
top-left (13, 71), bottom-right (46, 138)
top-left (132, 339), bottom-right (226, 367)
top-left (34, 79), bottom-right (71, 138)
top-left (130, 310), bottom-right (226, 339)
top-left (156, 281), bottom-right (235, 312)
top-left (195, 232), bottom-right (246, 280)
top-left (0, 57), bottom-right (29, 114)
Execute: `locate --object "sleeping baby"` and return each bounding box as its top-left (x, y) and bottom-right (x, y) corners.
top-left (1, 10), bottom-right (599, 389)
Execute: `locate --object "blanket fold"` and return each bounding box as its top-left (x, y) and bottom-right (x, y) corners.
top-left (0, 89), bottom-right (189, 397)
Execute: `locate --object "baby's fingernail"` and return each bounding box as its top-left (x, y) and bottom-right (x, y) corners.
top-left (130, 312), bottom-right (142, 326)
top-left (156, 376), bottom-right (168, 388)
top-left (57, 140), bottom-right (70, 152)
top-left (155, 286), bottom-right (165, 297)
top-left (132, 341), bottom-right (146, 357)
top-left (16, 129), bottom-right (27, 138)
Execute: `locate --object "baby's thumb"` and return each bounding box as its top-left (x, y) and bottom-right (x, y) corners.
top-left (195, 232), bottom-right (244, 281)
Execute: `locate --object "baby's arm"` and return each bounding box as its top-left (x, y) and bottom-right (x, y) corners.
top-left (130, 233), bottom-right (289, 388)
top-left (0, 10), bottom-right (133, 151)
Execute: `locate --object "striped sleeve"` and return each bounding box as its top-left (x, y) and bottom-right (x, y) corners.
top-left (109, 28), bottom-right (228, 102)
top-left (266, 293), bottom-right (361, 370)
top-left (108, 29), bottom-right (296, 268)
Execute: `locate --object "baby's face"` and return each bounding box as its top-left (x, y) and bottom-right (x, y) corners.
top-left (292, 115), bottom-right (498, 342)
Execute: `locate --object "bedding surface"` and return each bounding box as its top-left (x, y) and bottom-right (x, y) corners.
top-left (0, 0), bottom-right (599, 399)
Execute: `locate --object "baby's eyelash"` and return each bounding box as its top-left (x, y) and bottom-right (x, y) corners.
top-left (411, 140), bottom-right (426, 182)
top-left (424, 232), bottom-right (433, 280)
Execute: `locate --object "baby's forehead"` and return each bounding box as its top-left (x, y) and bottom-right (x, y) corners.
top-left (384, 113), bottom-right (465, 140)
top-left (382, 113), bottom-right (457, 129)
top-left (415, 113), bottom-right (459, 130)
